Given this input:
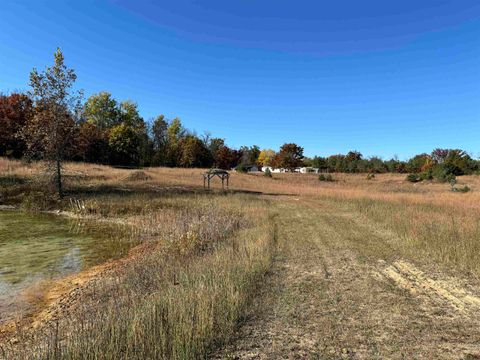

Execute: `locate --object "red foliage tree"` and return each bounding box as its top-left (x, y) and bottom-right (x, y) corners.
top-left (275, 143), bottom-right (304, 171)
top-left (73, 122), bottom-right (109, 163)
top-left (0, 93), bottom-right (33, 158)
top-left (215, 145), bottom-right (241, 170)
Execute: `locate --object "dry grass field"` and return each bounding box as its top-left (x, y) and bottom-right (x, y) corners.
top-left (1, 158), bottom-right (480, 359)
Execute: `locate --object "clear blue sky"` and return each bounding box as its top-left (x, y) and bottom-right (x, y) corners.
top-left (1, 0), bottom-right (479, 159)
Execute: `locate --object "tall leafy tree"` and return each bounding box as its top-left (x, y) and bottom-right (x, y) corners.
top-left (311, 156), bottom-right (328, 171)
top-left (0, 93), bottom-right (33, 158)
top-left (152, 115), bottom-right (168, 150)
top-left (108, 123), bottom-right (142, 166)
top-left (151, 114), bottom-right (168, 165)
top-left (258, 149), bottom-right (275, 166)
top-left (120, 100), bottom-right (144, 128)
top-left (442, 149), bottom-right (476, 175)
top-left (165, 117), bottom-right (185, 166)
top-left (207, 137), bottom-right (224, 157)
top-left (83, 92), bottom-right (120, 129)
top-left (239, 145), bottom-right (260, 165)
top-left (178, 135), bottom-right (213, 167)
top-left (22, 48), bottom-right (83, 197)
top-left (75, 122), bottom-right (109, 163)
top-left (431, 148), bottom-right (449, 164)
top-left (214, 145), bottom-right (239, 170)
top-left (275, 143), bottom-right (304, 171)
top-left (407, 153), bottom-right (431, 173)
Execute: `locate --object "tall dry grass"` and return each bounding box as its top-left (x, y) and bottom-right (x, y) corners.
top-left (1, 191), bottom-right (275, 359)
top-left (2, 158), bottom-right (480, 357)
top-left (345, 197), bottom-right (480, 277)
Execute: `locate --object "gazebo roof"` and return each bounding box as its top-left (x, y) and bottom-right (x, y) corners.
top-left (205, 168), bottom-right (229, 175)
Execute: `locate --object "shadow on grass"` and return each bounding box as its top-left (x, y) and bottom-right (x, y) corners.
top-left (65, 183), bottom-right (298, 199)
top-left (0, 176), bottom-right (27, 186)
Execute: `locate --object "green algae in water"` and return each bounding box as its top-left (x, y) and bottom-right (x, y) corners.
top-left (0, 210), bottom-right (135, 320)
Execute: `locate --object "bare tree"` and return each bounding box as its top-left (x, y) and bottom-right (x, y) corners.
top-left (22, 48), bottom-right (83, 198)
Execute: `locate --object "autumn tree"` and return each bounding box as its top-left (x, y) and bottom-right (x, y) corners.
top-left (213, 146), bottom-right (231, 169)
top-left (152, 115), bottom-right (168, 150)
top-left (151, 114), bottom-right (168, 165)
top-left (257, 149), bottom-right (275, 167)
top-left (75, 122), bottom-right (109, 163)
top-left (239, 145), bottom-right (260, 166)
top-left (406, 154), bottom-right (431, 173)
top-left (431, 148), bottom-right (449, 164)
top-left (311, 156), bottom-right (328, 171)
top-left (178, 135), bottom-right (213, 167)
top-left (207, 137), bottom-right (225, 164)
top-left (0, 93), bottom-right (33, 158)
top-left (275, 143), bottom-right (304, 171)
top-left (165, 117), bottom-right (186, 166)
top-left (83, 92), bottom-right (120, 129)
top-left (440, 149), bottom-right (476, 175)
top-left (108, 123), bottom-right (142, 166)
top-left (366, 156), bottom-right (388, 173)
top-left (119, 100), bottom-right (144, 128)
top-left (22, 48), bottom-right (83, 197)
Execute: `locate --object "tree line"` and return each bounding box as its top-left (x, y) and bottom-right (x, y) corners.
top-left (1, 49), bottom-right (478, 196)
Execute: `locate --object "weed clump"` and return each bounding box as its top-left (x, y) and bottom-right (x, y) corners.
top-left (406, 174), bottom-right (421, 183)
top-left (319, 174), bottom-right (334, 182)
top-left (452, 185), bottom-right (471, 193)
top-left (235, 164), bottom-right (247, 173)
top-left (123, 170), bottom-right (151, 182)
top-left (264, 168), bottom-right (272, 178)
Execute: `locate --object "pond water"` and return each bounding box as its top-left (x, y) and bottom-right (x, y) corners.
top-left (0, 210), bottom-right (134, 323)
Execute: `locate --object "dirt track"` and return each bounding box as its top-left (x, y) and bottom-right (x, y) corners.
top-left (216, 198), bottom-right (480, 359)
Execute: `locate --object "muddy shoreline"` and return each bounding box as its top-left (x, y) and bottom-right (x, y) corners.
top-left (0, 209), bottom-right (147, 345)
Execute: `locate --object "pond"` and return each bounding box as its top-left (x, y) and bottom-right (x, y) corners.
top-left (0, 210), bottom-right (134, 323)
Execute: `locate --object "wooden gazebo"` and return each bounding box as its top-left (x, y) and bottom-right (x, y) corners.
top-left (203, 169), bottom-right (229, 190)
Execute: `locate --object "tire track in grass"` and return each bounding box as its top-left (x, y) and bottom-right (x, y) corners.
top-left (216, 197), bottom-right (480, 359)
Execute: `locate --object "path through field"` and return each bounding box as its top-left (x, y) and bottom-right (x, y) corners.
top-left (216, 197), bottom-right (480, 359)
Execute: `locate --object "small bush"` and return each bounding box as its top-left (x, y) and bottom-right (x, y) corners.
top-left (446, 173), bottom-right (456, 185)
top-left (452, 185), bottom-right (470, 193)
top-left (419, 170), bottom-right (433, 181)
top-left (264, 168), bottom-right (272, 178)
top-left (366, 173), bottom-right (375, 180)
top-left (235, 164), bottom-right (247, 173)
top-left (319, 174), bottom-right (334, 182)
top-left (406, 174), bottom-right (421, 183)
top-left (123, 170), bottom-right (151, 182)
top-left (432, 166), bottom-right (449, 182)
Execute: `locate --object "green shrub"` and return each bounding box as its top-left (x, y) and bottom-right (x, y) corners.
top-left (432, 165), bottom-right (448, 182)
top-left (419, 169), bottom-right (433, 181)
top-left (406, 174), bottom-right (421, 183)
top-left (452, 185), bottom-right (470, 193)
top-left (319, 174), bottom-right (334, 182)
top-left (366, 173), bottom-right (375, 180)
top-left (264, 168), bottom-right (272, 178)
top-left (446, 173), bottom-right (456, 183)
top-left (235, 164), bottom-right (247, 173)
